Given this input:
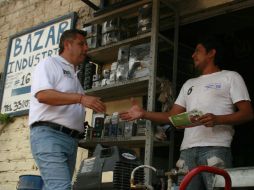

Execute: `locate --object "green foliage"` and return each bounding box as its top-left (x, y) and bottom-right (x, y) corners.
top-left (0, 113), bottom-right (13, 124)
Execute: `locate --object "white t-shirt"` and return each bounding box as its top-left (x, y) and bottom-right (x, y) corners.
top-left (175, 70), bottom-right (251, 150)
top-left (29, 55), bottom-right (85, 132)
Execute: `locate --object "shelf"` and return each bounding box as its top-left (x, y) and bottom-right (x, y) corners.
top-left (84, 76), bottom-right (149, 101)
top-left (85, 0), bottom-right (151, 25)
top-left (87, 32), bottom-right (152, 63)
top-left (79, 0), bottom-right (177, 182)
top-left (78, 136), bottom-right (170, 149)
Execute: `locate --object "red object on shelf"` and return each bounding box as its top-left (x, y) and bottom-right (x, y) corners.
top-left (179, 165), bottom-right (232, 190)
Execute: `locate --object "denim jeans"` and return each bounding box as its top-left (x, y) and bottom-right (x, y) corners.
top-left (177, 147), bottom-right (232, 190)
top-left (30, 125), bottom-right (79, 190)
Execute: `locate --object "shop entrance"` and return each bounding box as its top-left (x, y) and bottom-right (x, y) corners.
top-left (177, 5), bottom-right (254, 167)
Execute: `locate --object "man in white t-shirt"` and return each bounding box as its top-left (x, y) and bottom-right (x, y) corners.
top-left (120, 36), bottom-right (253, 190)
top-left (29, 29), bottom-right (106, 190)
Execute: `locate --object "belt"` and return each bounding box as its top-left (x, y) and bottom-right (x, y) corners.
top-left (31, 121), bottom-right (84, 139)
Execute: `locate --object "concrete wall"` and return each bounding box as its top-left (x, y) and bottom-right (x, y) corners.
top-left (0, 116), bottom-right (34, 189)
top-left (0, 0), bottom-right (98, 189)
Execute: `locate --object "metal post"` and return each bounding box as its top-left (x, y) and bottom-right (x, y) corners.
top-left (160, 0), bottom-right (180, 170)
top-left (145, 0), bottom-right (160, 185)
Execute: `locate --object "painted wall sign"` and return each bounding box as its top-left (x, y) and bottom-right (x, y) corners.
top-left (0, 12), bottom-right (77, 116)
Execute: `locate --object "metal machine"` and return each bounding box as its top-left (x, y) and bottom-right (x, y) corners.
top-left (73, 144), bottom-right (144, 190)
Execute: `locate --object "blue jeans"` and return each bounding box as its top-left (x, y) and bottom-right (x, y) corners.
top-left (30, 125), bottom-right (79, 190)
top-left (177, 147), bottom-right (232, 190)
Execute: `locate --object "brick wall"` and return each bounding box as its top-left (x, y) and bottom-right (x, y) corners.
top-left (0, 0), bottom-right (98, 189)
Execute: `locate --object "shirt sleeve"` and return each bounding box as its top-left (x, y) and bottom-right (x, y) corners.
top-left (175, 81), bottom-right (187, 108)
top-left (230, 71), bottom-right (251, 103)
top-left (31, 58), bottom-right (55, 97)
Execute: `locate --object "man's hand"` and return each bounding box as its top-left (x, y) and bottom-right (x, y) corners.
top-left (80, 95), bottom-right (106, 113)
top-left (198, 113), bottom-right (217, 127)
top-left (119, 98), bottom-right (145, 121)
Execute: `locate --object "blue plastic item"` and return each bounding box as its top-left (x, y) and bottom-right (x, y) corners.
top-left (17, 175), bottom-right (44, 190)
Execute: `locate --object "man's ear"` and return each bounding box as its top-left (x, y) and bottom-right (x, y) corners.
top-left (63, 40), bottom-right (71, 50)
top-left (208, 49), bottom-right (216, 58)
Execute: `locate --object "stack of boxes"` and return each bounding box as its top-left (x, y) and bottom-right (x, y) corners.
top-left (83, 60), bottom-right (96, 90)
top-left (116, 45), bottom-right (129, 81)
top-left (80, 3), bottom-right (152, 90)
top-left (82, 24), bottom-right (101, 49)
top-left (128, 42), bottom-right (151, 79)
top-left (137, 3), bottom-right (152, 35)
top-left (91, 113), bottom-right (105, 138)
top-left (101, 17), bottom-right (125, 46)
top-left (86, 112), bottom-right (144, 140)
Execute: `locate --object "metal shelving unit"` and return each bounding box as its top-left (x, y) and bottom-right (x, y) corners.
top-left (80, 0), bottom-right (179, 185)
top-left (84, 0), bottom-right (151, 25)
top-left (79, 136), bottom-right (170, 149)
top-left (87, 32), bottom-right (151, 63)
top-left (84, 76), bottom-right (149, 101)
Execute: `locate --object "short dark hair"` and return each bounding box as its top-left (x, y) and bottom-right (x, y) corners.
top-left (197, 35), bottom-right (224, 66)
top-left (59, 29), bottom-right (87, 54)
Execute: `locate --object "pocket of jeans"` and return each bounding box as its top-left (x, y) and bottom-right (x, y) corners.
top-left (30, 127), bottom-right (56, 153)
